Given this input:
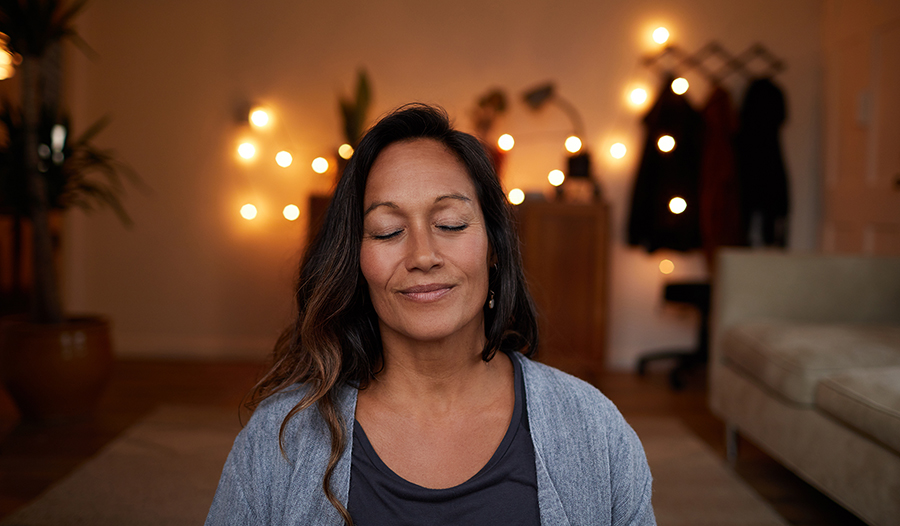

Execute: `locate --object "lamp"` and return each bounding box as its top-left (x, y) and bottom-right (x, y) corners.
top-left (522, 83), bottom-right (600, 200)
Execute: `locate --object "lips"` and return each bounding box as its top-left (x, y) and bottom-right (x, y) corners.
top-left (398, 283), bottom-right (455, 302)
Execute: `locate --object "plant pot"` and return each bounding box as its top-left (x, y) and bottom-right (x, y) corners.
top-left (0, 315), bottom-right (113, 423)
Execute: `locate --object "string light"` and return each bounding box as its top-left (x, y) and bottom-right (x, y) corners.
top-left (659, 259), bottom-right (675, 274)
top-left (338, 144), bottom-right (354, 159)
top-left (238, 142), bottom-right (256, 159)
top-left (671, 77), bottom-right (689, 95)
top-left (508, 188), bottom-right (525, 205)
top-left (283, 204), bottom-right (300, 221)
top-left (564, 136), bottom-right (582, 153)
top-left (610, 143), bottom-right (627, 159)
top-left (548, 170), bottom-right (565, 187)
top-left (275, 151), bottom-right (293, 167)
top-left (657, 135), bottom-right (675, 153)
top-left (653, 27), bottom-right (669, 44)
top-left (497, 134), bottom-right (515, 151)
top-left (630, 88), bottom-right (648, 105)
top-left (669, 197), bottom-right (687, 214)
top-left (250, 109), bottom-right (269, 127)
top-left (240, 204), bottom-right (258, 220)
top-left (311, 157), bottom-right (329, 174)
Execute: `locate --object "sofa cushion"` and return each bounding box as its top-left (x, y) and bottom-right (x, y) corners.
top-left (720, 322), bottom-right (900, 405)
top-left (816, 367), bottom-right (900, 455)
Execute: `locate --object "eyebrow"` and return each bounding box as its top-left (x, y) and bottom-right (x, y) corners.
top-left (363, 193), bottom-right (472, 217)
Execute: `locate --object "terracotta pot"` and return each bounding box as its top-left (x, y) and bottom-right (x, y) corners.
top-left (0, 315), bottom-right (113, 423)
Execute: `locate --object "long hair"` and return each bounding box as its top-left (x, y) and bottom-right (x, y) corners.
top-left (248, 103), bottom-right (538, 524)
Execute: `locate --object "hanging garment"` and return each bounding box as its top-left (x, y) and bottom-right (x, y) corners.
top-left (734, 77), bottom-right (790, 247)
top-left (698, 86), bottom-right (745, 267)
top-left (627, 75), bottom-right (703, 252)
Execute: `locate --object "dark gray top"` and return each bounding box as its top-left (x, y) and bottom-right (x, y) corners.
top-left (347, 353), bottom-right (539, 525)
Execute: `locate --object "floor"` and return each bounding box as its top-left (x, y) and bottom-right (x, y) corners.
top-left (0, 359), bottom-right (866, 525)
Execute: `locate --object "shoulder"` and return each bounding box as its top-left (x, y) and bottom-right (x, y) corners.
top-left (244, 383), bottom-right (356, 453)
top-left (514, 353), bottom-right (622, 422)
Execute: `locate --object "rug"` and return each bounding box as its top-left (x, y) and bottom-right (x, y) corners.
top-left (2, 406), bottom-right (787, 525)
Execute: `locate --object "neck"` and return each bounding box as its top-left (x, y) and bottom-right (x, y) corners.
top-left (368, 323), bottom-right (505, 412)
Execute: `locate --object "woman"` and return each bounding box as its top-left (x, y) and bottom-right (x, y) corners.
top-left (207, 104), bottom-right (655, 525)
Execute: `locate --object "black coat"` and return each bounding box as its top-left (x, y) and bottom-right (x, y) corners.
top-left (627, 76), bottom-right (703, 252)
top-left (735, 77), bottom-right (790, 246)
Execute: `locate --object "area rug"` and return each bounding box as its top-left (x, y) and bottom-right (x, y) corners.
top-left (2, 406), bottom-right (787, 525)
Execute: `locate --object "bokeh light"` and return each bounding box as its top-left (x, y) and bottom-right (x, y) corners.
top-left (283, 204), bottom-right (300, 221)
top-left (508, 188), bottom-right (525, 205)
top-left (338, 143), bottom-right (354, 159)
top-left (671, 77), bottom-right (689, 95)
top-left (659, 259), bottom-right (675, 274)
top-left (497, 134), bottom-right (515, 152)
top-left (653, 27), bottom-right (669, 44)
top-left (275, 151), bottom-right (293, 167)
top-left (657, 135), bottom-right (675, 153)
top-left (311, 157), bottom-right (329, 173)
top-left (548, 169), bottom-right (565, 187)
top-left (669, 197), bottom-right (687, 214)
top-left (238, 142), bottom-right (256, 159)
top-left (564, 136), bottom-right (582, 153)
top-left (610, 142), bottom-right (627, 159)
top-left (250, 109), bottom-right (269, 127)
top-left (630, 88), bottom-right (648, 106)
top-left (240, 204), bottom-right (258, 220)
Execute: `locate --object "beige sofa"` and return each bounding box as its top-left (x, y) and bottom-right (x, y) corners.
top-left (709, 250), bottom-right (900, 526)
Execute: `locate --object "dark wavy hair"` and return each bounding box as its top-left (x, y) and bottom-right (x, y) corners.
top-left (248, 103), bottom-right (538, 524)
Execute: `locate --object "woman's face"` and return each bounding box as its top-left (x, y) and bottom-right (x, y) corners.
top-left (360, 139), bottom-right (491, 348)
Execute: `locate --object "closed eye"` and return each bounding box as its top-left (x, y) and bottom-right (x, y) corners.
top-left (438, 224), bottom-right (468, 232)
top-left (371, 230), bottom-right (402, 240)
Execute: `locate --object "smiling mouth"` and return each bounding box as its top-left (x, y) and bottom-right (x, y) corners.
top-left (398, 284), bottom-right (455, 303)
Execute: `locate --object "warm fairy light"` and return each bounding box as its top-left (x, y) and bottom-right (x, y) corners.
top-left (0, 51), bottom-right (11, 81)
top-left (283, 204), bottom-right (300, 221)
top-left (0, 35), bottom-right (14, 80)
top-left (508, 188), bottom-right (525, 205)
top-left (548, 169), bottom-right (565, 187)
top-left (653, 27), bottom-right (669, 44)
top-left (240, 204), bottom-right (258, 220)
top-left (497, 134), bottom-right (515, 151)
top-left (659, 259), bottom-right (675, 274)
top-left (311, 157), bottom-right (329, 173)
top-left (564, 136), bottom-right (583, 153)
top-left (610, 142), bottom-right (627, 159)
top-left (630, 88), bottom-right (648, 105)
top-left (657, 135), bottom-right (675, 153)
top-left (338, 143), bottom-right (354, 159)
top-left (250, 109), bottom-right (269, 127)
top-left (671, 77), bottom-right (689, 95)
top-left (275, 151), bottom-right (293, 167)
top-left (238, 142), bottom-right (256, 159)
top-left (669, 197), bottom-right (687, 214)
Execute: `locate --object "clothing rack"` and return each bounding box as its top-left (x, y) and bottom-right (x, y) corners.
top-left (642, 41), bottom-right (786, 84)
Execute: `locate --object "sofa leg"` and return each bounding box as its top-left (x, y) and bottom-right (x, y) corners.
top-left (726, 424), bottom-right (739, 466)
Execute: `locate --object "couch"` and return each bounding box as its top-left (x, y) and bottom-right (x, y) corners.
top-left (709, 250), bottom-right (900, 526)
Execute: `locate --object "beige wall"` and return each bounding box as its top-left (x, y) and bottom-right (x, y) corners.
top-left (64, 0), bottom-right (823, 368)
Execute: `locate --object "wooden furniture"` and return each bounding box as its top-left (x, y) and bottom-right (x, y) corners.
top-left (515, 200), bottom-right (609, 380)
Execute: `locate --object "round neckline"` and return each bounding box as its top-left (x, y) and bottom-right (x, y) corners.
top-left (352, 354), bottom-right (524, 491)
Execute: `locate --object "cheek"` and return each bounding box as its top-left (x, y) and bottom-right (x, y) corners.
top-left (360, 243), bottom-right (395, 293)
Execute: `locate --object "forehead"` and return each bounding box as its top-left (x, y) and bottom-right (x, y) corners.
top-left (364, 139), bottom-right (478, 204)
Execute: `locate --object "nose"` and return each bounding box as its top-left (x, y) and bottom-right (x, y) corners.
top-left (405, 226), bottom-right (442, 271)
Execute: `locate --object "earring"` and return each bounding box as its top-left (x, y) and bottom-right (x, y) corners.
top-left (488, 290), bottom-right (495, 309)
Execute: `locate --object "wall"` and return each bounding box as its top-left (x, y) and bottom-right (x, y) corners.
top-left (64, 0), bottom-right (823, 368)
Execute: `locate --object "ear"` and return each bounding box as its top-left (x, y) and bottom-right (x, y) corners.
top-left (488, 245), bottom-right (498, 268)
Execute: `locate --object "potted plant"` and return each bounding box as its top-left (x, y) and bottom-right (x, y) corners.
top-left (0, 0), bottom-right (135, 422)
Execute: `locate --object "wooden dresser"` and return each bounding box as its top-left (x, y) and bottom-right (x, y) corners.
top-left (515, 200), bottom-right (609, 380)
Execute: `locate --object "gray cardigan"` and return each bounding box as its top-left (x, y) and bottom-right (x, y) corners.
top-left (206, 353), bottom-right (656, 525)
